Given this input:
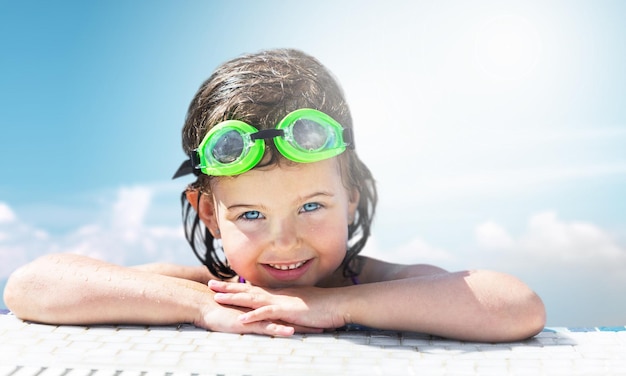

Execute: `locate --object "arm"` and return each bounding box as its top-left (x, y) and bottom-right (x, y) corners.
top-left (4, 253), bottom-right (206, 326)
top-left (211, 258), bottom-right (546, 342)
top-left (340, 268), bottom-right (545, 342)
top-left (131, 262), bottom-right (213, 284)
top-left (3, 253), bottom-right (310, 336)
top-left (352, 258), bottom-right (546, 341)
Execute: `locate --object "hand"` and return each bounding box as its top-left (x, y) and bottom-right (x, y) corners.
top-left (209, 280), bottom-right (348, 331)
top-left (194, 295), bottom-right (312, 337)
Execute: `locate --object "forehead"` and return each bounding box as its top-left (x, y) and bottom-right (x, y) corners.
top-left (209, 158), bottom-right (346, 201)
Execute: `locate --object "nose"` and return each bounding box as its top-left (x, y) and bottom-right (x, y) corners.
top-left (269, 217), bottom-right (300, 253)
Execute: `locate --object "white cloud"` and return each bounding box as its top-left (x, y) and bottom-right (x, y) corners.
top-left (475, 221), bottom-right (515, 250)
top-left (350, 210), bottom-right (626, 278)
top-left (0, 186), bottom-right (193, 279)
top-left (0, 202), bottom-right (16, 224)
top-left (362, 235), bottom-right (456, 266)
top-left (112, 186), bottom-right (152, 230)
top-left (521, 212), bottom-right (624, 264)
top-left (475, 211), bottom-right (626, 269)
top-left (57, 186), bottom-right (189, 265)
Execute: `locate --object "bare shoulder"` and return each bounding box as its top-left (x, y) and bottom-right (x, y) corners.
top-left (358, 255), bottom-right (449, 283)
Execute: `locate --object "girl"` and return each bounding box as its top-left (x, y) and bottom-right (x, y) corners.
top-left (4, 49), bottom-right (545, 342)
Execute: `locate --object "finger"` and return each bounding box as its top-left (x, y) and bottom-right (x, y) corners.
top-left (251, 321), bottom-right (295, 337)
top-left (208, 279), bottom-right (249, 293)
top-left (214, 292), bottom-right (271, 310)
top-left (238, 307), bottom-right (327, 333)
top-left (246, 320), bottom-right (322, 336)
top-left (238, 305), bottom-right (283, 324)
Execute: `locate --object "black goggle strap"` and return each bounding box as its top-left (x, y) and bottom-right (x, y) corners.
top-left (343, 127), bottom-right (354, 149)
top-left (172, 151), bottom-right (202, 179)
top-left (250, 128), bottom-right (284, 141)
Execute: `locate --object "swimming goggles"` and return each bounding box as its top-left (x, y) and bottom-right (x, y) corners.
top-left (172, 108), bottom-right (353, 178)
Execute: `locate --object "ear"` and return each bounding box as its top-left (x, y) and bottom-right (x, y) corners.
top-left (347, 188), bottom-right (360, 225)
top-left (185, 190), bottom-right (221, 238)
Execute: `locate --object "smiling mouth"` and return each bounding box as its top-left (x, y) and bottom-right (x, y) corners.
top-left (267, 260), bottom-right (308, 271)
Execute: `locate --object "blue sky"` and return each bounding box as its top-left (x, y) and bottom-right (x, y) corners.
top-left (1, 0), bottom-right (625, 326)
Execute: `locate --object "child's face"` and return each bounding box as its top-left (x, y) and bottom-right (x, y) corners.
top-left (206, 158), bottom-right (359, 288)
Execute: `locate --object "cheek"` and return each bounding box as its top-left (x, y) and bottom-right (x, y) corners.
top-left (307, 219), bottom-right (350, 255)
top-left (220, 229), bottom-right (264, 267)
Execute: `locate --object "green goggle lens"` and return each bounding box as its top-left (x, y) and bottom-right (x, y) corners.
top-left (191, 108), bottom-right (350, 176)
top-left (291, 119), bottom-right (330, 151)
top-left (211, 129), bottom-right (245, 163)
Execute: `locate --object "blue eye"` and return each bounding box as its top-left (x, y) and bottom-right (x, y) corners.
top-left (301, 202), bottom-right (321, 212)
top-left (241, 211), bottom-right (263, 220)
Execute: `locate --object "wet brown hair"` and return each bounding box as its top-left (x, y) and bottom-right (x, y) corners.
top-left (180, 48), bottom-right (377, 279)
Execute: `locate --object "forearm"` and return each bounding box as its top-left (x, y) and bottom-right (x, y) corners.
top-left (4, 253), bottom-right (212, 326)
top-left (342, 270), bottom-right (546, 342)
top-left (131, 262), bottom-right (213, 284)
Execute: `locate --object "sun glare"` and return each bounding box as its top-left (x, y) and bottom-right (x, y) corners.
top-left (474, 15), bottom-right (542, 80)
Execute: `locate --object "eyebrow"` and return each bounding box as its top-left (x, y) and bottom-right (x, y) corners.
top-left (226, 203), bottom-right (266, 211)
top-left (298, 190), bottom-right (335, 202)
top-left (225, 191), bottom-right (336, 211)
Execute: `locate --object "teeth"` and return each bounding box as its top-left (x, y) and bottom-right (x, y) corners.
top-left (268, 261), bottom-right (305, 270)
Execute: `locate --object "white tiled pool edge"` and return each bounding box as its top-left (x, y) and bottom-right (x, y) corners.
top-left (1, 313), bottom-right (625, 375)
